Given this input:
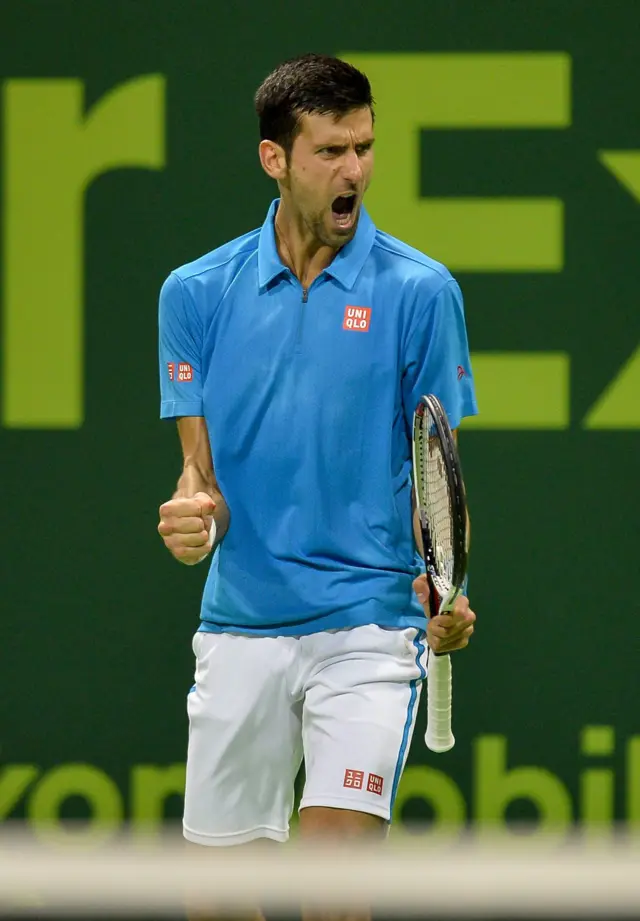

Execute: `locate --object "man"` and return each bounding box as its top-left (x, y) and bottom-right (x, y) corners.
top-left (158, 51), bottom-right (477, 883)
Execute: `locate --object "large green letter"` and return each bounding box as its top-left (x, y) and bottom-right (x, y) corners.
top-left (342, 53), bottom-right (570, 271)
top-left (475, 736), bottom-right (572, 832)
top-left (463, 353), bottom-right (570, 429)
top-left (0, 765), bottom-right (39, 818)
top-left (580, 726), bottom-right (615, 837)
top-left (392, 765), bottom-right (466, 838)
top-left (2, 75), bottom-right (165, 428)
top-left (131, 764), bottom-right (185, 838)
top-left (27, 763), bottom-right (123, 844)
top-left (627, 736), bottom-right (640, 826)
top-left (341, 53), bottom-right (572, 429)
top-left (583, 151), bottom-right (640, 429)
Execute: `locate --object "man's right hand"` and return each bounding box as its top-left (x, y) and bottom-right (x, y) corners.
top-left (158, 492), bottom-right (216, 565)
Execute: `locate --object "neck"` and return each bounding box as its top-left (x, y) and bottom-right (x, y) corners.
top-left (274, 198), bottom-right (338, 290)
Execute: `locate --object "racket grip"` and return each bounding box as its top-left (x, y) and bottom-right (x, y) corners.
top-left (424, 652), bottom-right (455, 753)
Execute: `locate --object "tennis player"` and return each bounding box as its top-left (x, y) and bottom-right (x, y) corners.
top-left (158, 51), bottom-right (477, 893)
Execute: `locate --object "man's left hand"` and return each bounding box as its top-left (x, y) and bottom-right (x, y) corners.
top-left (413, 573), bottom-right (476, 653)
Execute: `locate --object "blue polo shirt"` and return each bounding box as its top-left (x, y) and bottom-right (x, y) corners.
top-left (159, 200), bottom-right (478, 636)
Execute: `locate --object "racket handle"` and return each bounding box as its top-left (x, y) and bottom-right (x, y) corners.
top-left (424, 652), bottom-right (455, 753)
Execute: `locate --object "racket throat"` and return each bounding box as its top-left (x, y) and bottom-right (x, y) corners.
top-left (426, 572), bottom-right (442, 617)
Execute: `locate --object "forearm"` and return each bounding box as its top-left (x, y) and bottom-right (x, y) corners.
top-left (173, 454), bottom-right (214, 499)
top-left (174, 457), bottom-right (230, 548)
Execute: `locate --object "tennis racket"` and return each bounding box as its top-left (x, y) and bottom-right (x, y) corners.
top-left (412, 394), bottom-right (469, 753)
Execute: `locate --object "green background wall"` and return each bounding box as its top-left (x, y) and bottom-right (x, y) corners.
top-left (1, 0), bottom-right (638, 836)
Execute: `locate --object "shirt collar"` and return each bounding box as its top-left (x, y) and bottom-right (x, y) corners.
top-left (258, 198), bottom-right (377, 292)
top-left (257, 200), bottom-right (289, 289)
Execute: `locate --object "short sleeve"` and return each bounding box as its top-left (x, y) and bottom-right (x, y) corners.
top-left (402, 278), bottom-right (478, 431)
top-left (158, 273), bottom-right (204, 419)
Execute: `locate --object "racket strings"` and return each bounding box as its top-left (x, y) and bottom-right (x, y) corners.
top-left (418, 412), bottom-right (455, 584)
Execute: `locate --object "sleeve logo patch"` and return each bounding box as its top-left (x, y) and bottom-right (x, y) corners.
top-left (168, 361), bottom-right (193, 382)
top-left (343, 306), bottom-right (371, 332)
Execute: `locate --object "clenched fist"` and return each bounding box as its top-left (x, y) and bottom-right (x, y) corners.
top-left (158, 492), bottom-right (216, 565)
top-left (413, 573), bottom-right (476, 653)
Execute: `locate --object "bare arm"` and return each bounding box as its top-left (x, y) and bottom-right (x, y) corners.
top-left (158, 417), bottom-right (230, 564)
top-left (174, 417), bottom-right (230, 548)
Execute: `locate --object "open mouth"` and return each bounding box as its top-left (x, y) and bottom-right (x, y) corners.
top-left (331, 193), bottom-right (357, 228)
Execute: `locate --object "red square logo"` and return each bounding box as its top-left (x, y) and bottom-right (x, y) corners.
top-left (343, 769), bottom-right (364, 790)
top-left (177, 362), bottom-right (193, 382)
top-left (367, 773), bottom-right (384, 796)
top-left (167, 362), bottom-right (175, 381)
top-left (343, 306), bottom-right (371, 332)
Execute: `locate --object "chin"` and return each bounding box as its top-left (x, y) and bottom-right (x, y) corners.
top-left (334, 227), bottom-right (357, 244)
top-left (327, 214), bottom-right (359, 246)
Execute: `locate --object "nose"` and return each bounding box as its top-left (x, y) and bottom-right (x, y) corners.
top-left (341, 149), bottom-right (363, 184)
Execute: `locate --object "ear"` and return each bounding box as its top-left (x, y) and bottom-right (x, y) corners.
top-left (259, 139), bottom-right (288, 181)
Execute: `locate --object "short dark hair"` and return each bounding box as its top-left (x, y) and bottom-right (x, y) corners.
top-left (254, 54), bottom-right (374, 156)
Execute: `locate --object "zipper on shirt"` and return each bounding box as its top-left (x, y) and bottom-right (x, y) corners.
top-left (294, 286), bottom-right (309, 352)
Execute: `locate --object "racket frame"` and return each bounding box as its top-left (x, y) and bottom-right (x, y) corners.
top-left (413, 394), bottom-right (468, 604)
top-left (412, 394), bottom-right (469, 753)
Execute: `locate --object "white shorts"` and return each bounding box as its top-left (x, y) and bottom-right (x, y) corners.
top-left (183, 625), bottom-right (427, 847)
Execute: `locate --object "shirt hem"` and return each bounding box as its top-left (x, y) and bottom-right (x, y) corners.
top-left (197, 610), bottom-right (427, 637)
top-left (182, 823), bottom-right (289, 847)
top-left (160, 400), bottom-right (204, 419)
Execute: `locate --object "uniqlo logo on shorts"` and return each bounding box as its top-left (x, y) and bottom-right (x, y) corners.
top-left (343, 306), bottom-right (371, 332)
top-left (343, 769), bottom-right (364, 790)
top-left (367, 773), bottom-right (384, 796)
top-left (167, 362), bottom-right (175, 381)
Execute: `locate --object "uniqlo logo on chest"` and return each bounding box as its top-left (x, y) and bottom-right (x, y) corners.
top-left (343, 769), bottom-right (364, 790)
top-left (343, 306), bottom-right (371, 332)
top-left (367, 773), bottom-right (384, 796)
top-left (168, 361), bottom-right (193, 382)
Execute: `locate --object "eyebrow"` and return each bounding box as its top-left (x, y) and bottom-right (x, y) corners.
top-left (316, 138), bottom-right (375, 152)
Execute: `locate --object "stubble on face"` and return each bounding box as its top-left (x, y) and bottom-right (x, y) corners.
top-left (282, 108), bottom-right (374, 251)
